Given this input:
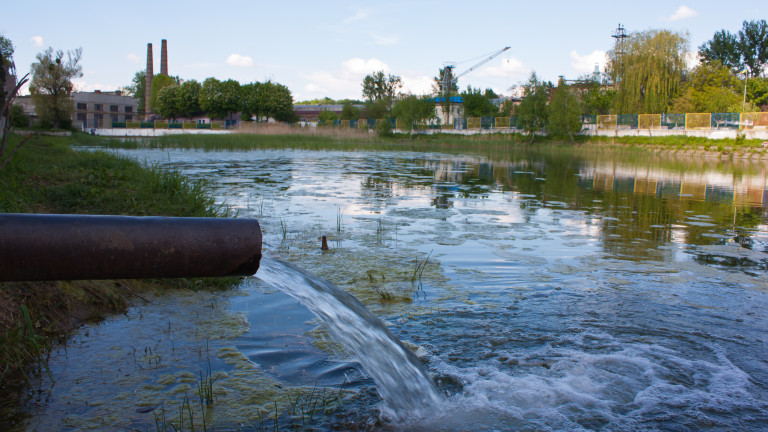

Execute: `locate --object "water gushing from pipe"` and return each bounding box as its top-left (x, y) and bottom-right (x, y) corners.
top-left (255, 257), bottom-right (442, 418)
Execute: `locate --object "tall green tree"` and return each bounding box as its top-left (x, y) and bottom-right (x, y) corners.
top-left (699, 20), bottom-right (768, 77)
top-left (671, 61), bottom-right (742, 113)
top-left (240, 82), bottom-right (262, 120)
top-left (340, 100), bottom-right (360, 120)
top-left (149, 73), bottom-right (179, 115)
top-left (1, 34), bottom-right (31, 173)
top-left (362, 70), bottom-right (402, 103)
top-left (155, 84), bottom-right (181, 119)
top-left (516, 72), bottom-right (550, 142)
top-left (699, 30), bottom-right (742, 72)
top-left (739, 20), bottom-right (768, 78)
top-left (391, 95), bottom-right (435, 134)
top-left (0, 34), bottom-right (13, 69)
top-left (547, 80), bottom-right (582, 142)
top-left (199, 78), bottom-right (226, 119)
top-left (461, 85), bottom-right (497, 117)
top-left (573, 76), bottom-right (615, 115)
top-left (218, 79), bottom-right (242, 119)
top-left (29, 47), bottom-right (83, 129)
top-left (1, 34), bottom-right (16, 119)
top-left (256, 81), bottom-right (293, 122)
top-left (176, 80), bottom-right (202, 117)
top-left (608, 29), bottom-right (689, 114)
top-left (746, 77), bottom-right (768, 110)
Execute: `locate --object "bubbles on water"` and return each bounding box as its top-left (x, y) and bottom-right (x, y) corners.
top-left (404, 324), bottom-right (768, 431)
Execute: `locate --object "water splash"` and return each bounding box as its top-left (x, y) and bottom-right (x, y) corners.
top-left (254, 257), bottom-right (443, 418)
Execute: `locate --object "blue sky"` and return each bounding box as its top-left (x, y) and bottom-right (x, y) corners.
top-left (2, 1), bottom-right (763, 101)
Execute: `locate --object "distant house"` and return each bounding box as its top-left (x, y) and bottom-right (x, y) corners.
top-left (293, 104), bottom-right (363, 122)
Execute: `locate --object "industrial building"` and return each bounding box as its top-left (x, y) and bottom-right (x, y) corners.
top-left (14, 90), bottom-right (139, 130)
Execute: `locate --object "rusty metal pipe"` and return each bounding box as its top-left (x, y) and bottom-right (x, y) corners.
top-left (0, 214), bottom-right (262, 281)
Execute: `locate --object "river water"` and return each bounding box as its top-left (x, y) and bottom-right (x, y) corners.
top-left (20, 144), bottom-right (768, 431)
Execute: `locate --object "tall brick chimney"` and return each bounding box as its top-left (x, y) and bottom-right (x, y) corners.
top-left (145, 43), bottom-right (153, 120)
top-left (160, 39), bottom-right (168, 76)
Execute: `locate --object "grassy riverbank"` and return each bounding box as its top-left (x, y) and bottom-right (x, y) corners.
top-left (88, 128), bottom-right (768, 159)
top-left (0, 133), bottom-right (233, 424)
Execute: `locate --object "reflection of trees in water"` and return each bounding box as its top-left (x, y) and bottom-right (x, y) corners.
top-left (693, 253), bottom-right (768, 273)
top-left (359, 175), bottom-right (397, 213)
top-left (357, 152), bottom-right (766, 263)
top-left (431, 190), bottom-right (454, 209)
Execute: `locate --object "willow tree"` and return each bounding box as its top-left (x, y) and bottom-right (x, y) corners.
top-left (608, 29), bottom-right (689, 114)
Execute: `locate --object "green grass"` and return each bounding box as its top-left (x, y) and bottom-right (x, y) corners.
top-left (0, 132), bottom-right (236, 426)
top-left (0, 133), bottom-right (229, 216)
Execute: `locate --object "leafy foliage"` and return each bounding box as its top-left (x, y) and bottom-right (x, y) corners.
top-left (198, 78), bottom-right (241, 119)
top-left (575, 78), bottom-right (615, 115)
top-left (318, 110), bottom-right (338, 124)
top-left (699, 30), bottom-right (742, 72)
top-left (391, 95), bottom-right (435, 132)
top-left (746, 77), bottom-right (768, 110)
top-left (10, 104), bottom-right (29, 128)
top-left (547, 81), bottom-right (582, 142)
top-left (461, 86), bottom-right (497, 117)
top-left (149, 74), bottom-right (178, 115)
top-left (155, 84), bottom-right (181, 119)
top-left (29, 47), bottom-right (83, 129)
top-left (0, 34), bottom-right (14, 68)
top-left (340, 101), bottom-right (360, 120)
top-left (361, 100), bottom-right (389, 120)
top-left (362, 71), bottom-right (402, 104)
top-left (258, 81), bottom-right (295, 122)
top-left (699, 20), bottom-right (768, 78)
top-left (671, 62), bottom-right (742, 113)
top-left (122, 70), bottom-right (146, 113)
top-left (608, 29), bottom-right (689, 114)
top-left (516, 72), bottom-right (550, 141)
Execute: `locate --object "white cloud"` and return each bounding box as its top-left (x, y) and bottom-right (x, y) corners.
top-left (370, 33), bottom-right (398, 46)
top-left (570, 50), bottom-right (607, 74)
top-left (30, 36), bottom-right (43, 47)
top-left (341, 58), bottom-right (389, 75)
top-left (401, 75), bottom-right (434, 96)
top-left (666, 5), bottom-right (697, 21)
top-left (126, 53), bottom-right (140, 63)
top-left (304, 82), bottom-right (327, 93)
top-left (475, 56), bottom-right (527, 79)
top-left (225, 53), bottom-right (254, 67)
top-left (344, 7), bottom-right (370, 23)
top-left (685, 51), bottom-right (701, 69)
top-left (301, 58), bottom-right (391, 100)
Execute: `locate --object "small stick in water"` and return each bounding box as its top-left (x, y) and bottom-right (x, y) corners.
top-left (321, 235), bottom-right (329, 251)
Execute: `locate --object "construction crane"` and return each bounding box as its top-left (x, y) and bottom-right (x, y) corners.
top-left (440, 46), bottom-right (511, 98)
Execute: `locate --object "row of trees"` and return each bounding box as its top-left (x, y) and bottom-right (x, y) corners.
top-left (122, 72), bottom-right (296, 122)
top-left (605, 20), bottom-right (768, 115)
top-left (507, 20), bottom-right (768, 141)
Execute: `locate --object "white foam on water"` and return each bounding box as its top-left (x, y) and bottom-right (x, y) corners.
top-left (396, 331), bottom-right (767, 431)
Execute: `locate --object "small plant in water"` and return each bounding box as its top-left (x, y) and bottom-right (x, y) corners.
top-left (336, 207), bottom-right (343, 233)
top-left (409, 250), bottom-right (433, 283)
top-left (280, 219), bottom-right (287, 241)
top-left (197, 358), bottom-right (215, 406)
